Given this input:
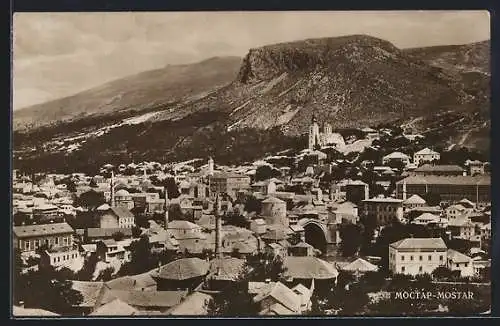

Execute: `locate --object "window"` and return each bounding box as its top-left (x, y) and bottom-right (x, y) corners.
top-left (55, 237), bottom-right (59, 245)
top-left (428, 255), bottom-right (432, 261)
top-left (57, 257), bottom-right (60, 263)
top-left (419, 256), bottom-right (423, 261)
top-left (419, 266), bottom-right (423, 273)
top-left (456, 264), bottom-right (459, 268)
top-left (25, 241), bottom-right (30, 250)
top-left (401, 255), bottom-right (405, 261)
top-left (401, 266), bottom-right (405, 272)
top-left (53, 257), bottom-right (56, 264)
top-left (410, 256), bottom-right (414, 261)
top-left (439, 255), bottom-right (443, 261)
top-left (465, 263), bottom-right (468, 267)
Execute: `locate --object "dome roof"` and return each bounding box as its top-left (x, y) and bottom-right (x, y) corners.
top-left (115, 189), bottom-right (130, 197)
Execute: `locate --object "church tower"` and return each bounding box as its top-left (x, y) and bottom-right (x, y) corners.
top-left (308, 114), bottom-right (321, 150)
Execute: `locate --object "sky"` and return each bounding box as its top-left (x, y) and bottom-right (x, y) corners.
top-left (13, 11), bottom-right (490, 110)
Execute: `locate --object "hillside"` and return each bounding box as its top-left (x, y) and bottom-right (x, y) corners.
top-left (404, 40), bottom-right (490, 75)
top-left (13, 56), bottom-right (242, 131)
top-left (13, 35), bottom-right (490, 172)
top-left (151, 35), bottom-right (489, 136)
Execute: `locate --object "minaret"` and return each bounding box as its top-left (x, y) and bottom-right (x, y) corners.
top-left (164, 186), bottom-right (170, 230)
top-left (214, 194), bottom-right (222, 259)
top-left (110, 171), bottom-right (115, 207)
top-left (208, 157), bottom-right (214, 176)
top-left (308, 113), bottom-right (320, 150)
top-left (402, 179), bottom-right (407, 201)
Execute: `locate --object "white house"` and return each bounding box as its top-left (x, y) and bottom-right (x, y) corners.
top-left (389, 238), bottom-right (447, 276)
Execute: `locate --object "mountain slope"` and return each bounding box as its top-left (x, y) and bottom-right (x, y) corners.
top-left (152, 35), bottom-right (488, 136)
top-left (404, 40), bottom-right (490, 75)
top-left (13, 56), bottom-right (242, 131)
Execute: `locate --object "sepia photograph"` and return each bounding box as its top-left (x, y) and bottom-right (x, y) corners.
top-left (11, 10), bottom-right (491, 317)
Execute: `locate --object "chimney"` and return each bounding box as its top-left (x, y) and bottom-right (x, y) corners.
top-left (265, 278), bottom-right (271, 284)
top-left (19, 301), bottom-right (24, 308)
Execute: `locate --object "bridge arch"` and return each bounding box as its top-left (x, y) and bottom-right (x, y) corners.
top-left (298, 219), bottom-right (329, 255)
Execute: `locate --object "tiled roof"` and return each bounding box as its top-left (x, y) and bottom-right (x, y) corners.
top-left (105, 272), bottom-right (157, 291)
top-left (363, 197), bottom-right (403, 203)
top-left (167, 220), bottom-right (200, 230)
top-left (90, 298), bottom-right (138, 316)
top-left (340, 258), bottom-right (378, 273)
top-left (13, 306), bottom-right (60, 316)
top-left (167, 291), bottom-right (213, 316)
top-left (262, 196), bottom-right (286, 204)
top-left (390, 238), bottom-right (447, 250)
top-left (98, 288), bottom-right (187, 309)
top-left (396, 175), bottom-right (491, 185)
top-left (110, 206), bottom-right (134, 219)
top-left (71, 281), bottom-right (104, 308)
top-left (415, 148), bottom-right (439, 155)
top-left (447, 249), bottom-right (472, 264)
top-left (13, 222), bottom-right (74, 238)
top-left (154, 258), bottom-right (209, 280)
top-left (283, 257), bottom-right (338, 280)
top-left (403, 194), bottom-right (427, 205)
top-left (253, 282), bottom-right (301, 313)
top-left (87, 228), bottom-right (133, 238)
top-left (248, 281), bottom-right (276, 295)
top-left (414, 164), bottom-right (464, 172)
top-left (208, 257), bottom-right (246, 281)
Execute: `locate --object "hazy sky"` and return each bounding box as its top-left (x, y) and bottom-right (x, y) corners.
top-left (13, 11), bottom-right (490, 110)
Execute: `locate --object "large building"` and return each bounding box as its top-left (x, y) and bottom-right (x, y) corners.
top-left (209, 172), bottom-right (251, 199)
top-left (389, 238), bottom-right (447, 276)
top-left (308, 115), bottom-right (345, 150)
top-left (13, 222), bottom-right (75, 254)
top-left (261, 196), bottom-right (288, 228)
top-left (413, 148), bottom-right (440, 166)
top-left (361, 196), bottom-right (404, 226)
top-left (395, 175), bottom-right (491, 204)
top-left (412, 164), bottom-right (465, 177)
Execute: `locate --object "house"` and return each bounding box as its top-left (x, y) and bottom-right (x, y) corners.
top-left (167, 220), bottom-right (204, 240)
top-left (265, 243), bottom-right (287, 258)
top-left (261, 196), bottom-right (288, 228)
top-left (283, 256), bottom-right (339, 282)
top-left (336, 257), bottom-right (379, 277)
top-left (250, 218), bottom-right (267, 235)
top-left (447, 249), bottom-right (474, 277)
top-left (344, 180), bottom-right (369, 204)
top-left (90, 299), bottom-right (139, 316)
top-left (114, 189), bottom-right (135, 210)
top-left (412, 213), bottom-right (447, 228)
top-left (288, 242), bottom-right (316, 257)
top-left (403, 194), bottom-right (427, 211)
top-left (413, 164), bottom-right (465, 177)
top-left (395, 175), bottom-right (491, 204)
top-left (382, 152), bottom-right (411, 166)
top-left (445, 204), bottom-right (472, 221)
top-left (70, 281), bottom-right (105, 315)
top-left (209, 172), bottom-right (251, 199)
top-left (448, 218), bottom-right (477, 241)
top-left (13, 222), bottom-right (74, 255)
top-left (40, 246), bottom-right (80, 269)
top-left (413, 148), bottom-right (440, 166)
top-left (389, 238), bottom-right (447, 276)
top-left (98, 206), bottom-right (135, 229)
top-left (166, 291), bottom-right (213, 316)
top-left (96, 239), bottom-right (126, 263)
top-left (465, 160), bottom-right (486, 176)
top-left (151, 258), bottom-right (210, 291)
top-left (85, 228), bottom-right (133, 243)
top-left (481, 223), bottom-right (491, 241)
top-left (361, 196), bottom-right (404, 226)
top-left (252, 281), bottom-right (309, 315)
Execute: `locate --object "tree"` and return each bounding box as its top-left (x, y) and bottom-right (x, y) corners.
top-left (254, 165), bottom-right (281, 182)
top-left (246, 253), bottom-right (286, 282)
top-left (118, 235), bottom-right (153, 276)
top-left (244, 195), bottom-right (262, 214)
top-left (432, 266), bottom-right (453, 281)
top-left (76, 253), bottom-right (99, 281)
top-left (339, 223), bottom-right (364, 257)
top-left (163, 177), bottom-right (180, 199)
top-left (97, 267), bottom-right (114, 282)
top-left (423, 192), bottom-right (441, 206)
top-left (75, 190), bottom-right (106, 211)
top-left (112, 232), bottom-right (125, 242)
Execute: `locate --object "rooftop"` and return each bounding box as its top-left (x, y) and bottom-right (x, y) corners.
top-left (14, 222), bottom-right (74, 238)
top-left (283, 256), bottom-right (338, 280)
top-left (396, 175), bottom-right (491, 185)
top-left (414, 164), bottom-right (465, 173)
top-left (390, 238), bottom-right (447, 250)
top-left (154, 258), bottom-right (209, 280)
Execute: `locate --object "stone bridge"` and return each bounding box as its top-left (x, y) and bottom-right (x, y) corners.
top-left (297, 218), bottom-right (340, 256)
